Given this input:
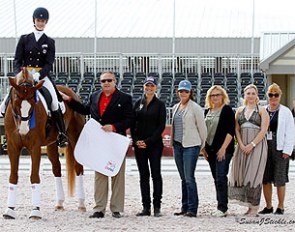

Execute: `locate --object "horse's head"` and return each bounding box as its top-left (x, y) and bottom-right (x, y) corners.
top-left (9, 67), bottom-right (45, 135)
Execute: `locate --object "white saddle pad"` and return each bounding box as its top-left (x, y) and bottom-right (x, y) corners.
top-left (74, 118), bottom-right (130, 176)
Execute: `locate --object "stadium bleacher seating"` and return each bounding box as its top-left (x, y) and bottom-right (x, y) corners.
top-left (93, 79), bottom-right (101, 88)
top-left (83, 72), bottom-right (94, 78)
top-left (161, 76), bottom-right (173, 86)
top-left (187, 73), bottom-right (198, 86)
top-left (240, 72), bottom-right (252, 92)
top-left (70, 72), bottom-right (81, 78)
top-left (226, 72), bottom-right (238, 86)
top-left (133, 85), bottom-right (144, 94)
top-left (120, 76), bottom-right (133, 87)
top-left (123, 72), bottom-right (134, 78)
top-left (80, 93), bottom-right (90, 104)
top-left (120, 85), bottom-right (132, 95)
top-left (160, 93), bottom-right (172, 107)
top-left (134, 77), bottom-right (145, 85)
top-left (93, 86), bottom-right (101, 92)
top-left (55, 76), bottom-right (67, 85)
top-left (160, 85), bottom-right (172, 95)
top-left (148, 72), bottom-right (159, 78)
top-left (162, 72), bottom-right (173, 78)
top-left (57, 72), bottom-right (68, 78)
top-left (79, 86), bottom-right (92, 94)
top-left (213, 73), bottom-right (225, 86)
top-left (67, 77), bottom-right (80, 92)
top-left (174, 72), bottom-right (186, 86)
top-left (81, 77), bottom-right (94, 87)
top-left (54, 69), bottom-right (267, 110)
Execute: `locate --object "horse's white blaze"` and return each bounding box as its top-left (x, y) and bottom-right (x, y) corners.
top-left (19, 100), bottom-right (31, 135)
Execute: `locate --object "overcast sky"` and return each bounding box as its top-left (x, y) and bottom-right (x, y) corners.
top-left (1, 0), bottom-right (295, 38)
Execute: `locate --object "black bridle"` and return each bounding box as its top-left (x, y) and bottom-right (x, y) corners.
top-left (11, 81), bottom-right (36, 122)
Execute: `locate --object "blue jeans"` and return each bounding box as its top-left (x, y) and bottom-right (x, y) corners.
top-left (173, 141), bottom-right (200, 214)
top-left (207, 147), bottom-right (233, 213)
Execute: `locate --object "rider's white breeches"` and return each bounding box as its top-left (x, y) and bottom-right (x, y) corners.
top-left (42, 76), bottom-right (59, 111)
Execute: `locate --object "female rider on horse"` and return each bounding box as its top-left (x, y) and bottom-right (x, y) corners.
top-left (0, 7), bottom-right (68, 148)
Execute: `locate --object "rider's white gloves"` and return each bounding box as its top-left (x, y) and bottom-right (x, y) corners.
top-left (33, 72), bottom-right (40, 82)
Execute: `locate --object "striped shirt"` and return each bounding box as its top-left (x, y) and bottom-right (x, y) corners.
top-left (173, 110), bottom-right (184, 143)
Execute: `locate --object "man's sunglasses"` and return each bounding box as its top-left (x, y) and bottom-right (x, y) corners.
top-left (268, 93), bottom-right (280, 98)
top-left (100, 79), bottom-right (113, 83)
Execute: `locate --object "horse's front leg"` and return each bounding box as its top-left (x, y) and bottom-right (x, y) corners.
top-left (29, 146), bottom-right (42, 219)
top-left (3, 145), bottom-right (21, 219)
top-left (47, 144), bottom-right (65, 210)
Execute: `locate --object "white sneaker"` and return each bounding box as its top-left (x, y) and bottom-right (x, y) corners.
top-left (211, 210), bottom-right (227, 217)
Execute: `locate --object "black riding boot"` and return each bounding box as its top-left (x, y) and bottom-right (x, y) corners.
top-left (2, 138), bottom-right (7, 151)
top-left (52, 109), bottom-right (68, 148)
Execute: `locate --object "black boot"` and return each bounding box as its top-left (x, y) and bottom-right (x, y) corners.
top-left (51, 109), bottom-right (68, 148)
top-left (136, 207), bottom-right (151, 216)
top-left (2, 138), bottom-right (7, 151)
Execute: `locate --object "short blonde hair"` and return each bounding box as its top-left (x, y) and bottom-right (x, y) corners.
top-left (205, 85), bottom-right (230, 109)
top-left (243, 84), bottom-right (259, 105)
top-left (267, 83), bottom-right (282, 95)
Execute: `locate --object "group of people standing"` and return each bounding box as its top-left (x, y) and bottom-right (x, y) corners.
top-left (2, 6), bottom-right (295, 219)
top-left (203, 83), bottom-right (295, 218)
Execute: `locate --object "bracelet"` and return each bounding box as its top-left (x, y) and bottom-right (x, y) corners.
top-left (251, 142), bottom-right (256, 147)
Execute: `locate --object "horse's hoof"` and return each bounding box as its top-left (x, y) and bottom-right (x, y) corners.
top-left (55, 205), bottom-right (64, 211)
top-left (29, 209), bottom-right (42, 219)
top-left (78, 206), bottom-right (86, 212)
top-left (3, 208), bottom-right (16, 219)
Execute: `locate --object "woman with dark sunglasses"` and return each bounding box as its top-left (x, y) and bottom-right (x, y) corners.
top-left (259, 83), bottom-right (295, 215)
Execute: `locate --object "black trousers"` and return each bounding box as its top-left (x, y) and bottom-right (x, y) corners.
top-left (134, 145), bottom-right (163, 209)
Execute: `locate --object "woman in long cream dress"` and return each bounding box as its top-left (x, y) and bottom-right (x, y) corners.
top-left (228, 84), bottom-right (269, 216)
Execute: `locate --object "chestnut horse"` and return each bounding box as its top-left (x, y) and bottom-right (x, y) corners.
top-left (3, 68), bottom-right (86, 219)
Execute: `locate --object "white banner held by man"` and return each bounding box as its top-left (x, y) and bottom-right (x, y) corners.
top-left (74, 118), bottom-right (130, 176)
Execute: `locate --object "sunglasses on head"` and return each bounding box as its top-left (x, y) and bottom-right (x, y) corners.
top-left (268, 93), bottom-right (280, 98)
top-left (100, 79), bottom-right (113, 83)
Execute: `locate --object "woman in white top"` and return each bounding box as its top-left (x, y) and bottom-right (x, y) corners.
top-left (259, 83), bottom-right (295, 215)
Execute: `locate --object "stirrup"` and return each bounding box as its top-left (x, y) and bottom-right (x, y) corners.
top-left (57, 133), bottom-right (68, 148)
top-left (2, 139), bottom-right (7, 151)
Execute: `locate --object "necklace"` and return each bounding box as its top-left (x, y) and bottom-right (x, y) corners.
top-left (177, 109), bottom-right (185, 116)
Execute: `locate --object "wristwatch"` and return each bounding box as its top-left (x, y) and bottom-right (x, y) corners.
top-left (251, 142), bottom-right (256, 147)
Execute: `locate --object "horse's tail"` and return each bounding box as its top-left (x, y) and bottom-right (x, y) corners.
top-left (57, 85), bottom-right (85, 197)
top-left (64, 143), bottom-right (75, 197)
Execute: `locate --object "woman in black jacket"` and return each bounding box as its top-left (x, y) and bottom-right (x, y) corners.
top-left (131, 76), bottom-right (166, 217)
top-left (202, 85), bottom-right (235, 217)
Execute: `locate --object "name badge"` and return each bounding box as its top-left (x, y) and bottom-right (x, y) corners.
top-left (267, 131), bottom-right (272, 140)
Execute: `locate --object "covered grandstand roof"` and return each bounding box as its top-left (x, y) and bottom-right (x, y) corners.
top-left (1, 0), bottom-right (295, 39)
top-left (260, 37), bottom-right (295, 74)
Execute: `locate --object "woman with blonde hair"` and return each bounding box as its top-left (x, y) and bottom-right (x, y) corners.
top-left (228, 84), bottom-right (269, 216)
top-left (259, 83), bottom-right (295, 215)
top-left (202, 85), bottom-right (235, 217)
